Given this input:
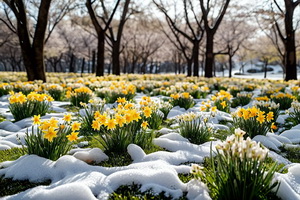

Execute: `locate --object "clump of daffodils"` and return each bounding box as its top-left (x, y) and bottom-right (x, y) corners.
top-left (95, 81), bottom-right (136, 103)
top-left (0, 83), bottom-right (13, 97)
top-left (287, 101), bottom-right (300, 126)
top-left (9, 92), bottom-right (53, 121)
top-left (253, 100), bottom-right (280, 122)
top-left (231, 92), bottom-right (252, 108)
top-left (90, 99), bottom-right (155, 153)
top-left (68, 86), bottom-right (94, 107)
top-left (158, 100), bottom-right (173, 120)
top-left (139, 96), bottom-right (165, 129)
top-left (79, 98), bottom-right (106, 136)
top-left (191, 129), bottom-right (279, 199)
top-left (176, 112), bottom-right (214, 144)
top-left (233, 106), bottom-right (275, 138)
top-left (291, 85), bottom-right (300, 101)
top-left (12, 81), bottom-right (40, 95)
top-left (43, 83), bottom-right (64, 101)
top-left (215, 128), bottom-right (269, 161)
top-left (210, 90), bottom-right (232, 113)
top-left (170, 92), bottom-right (195, 110)
top-left (25, 114), bottom-right (80, 160)
top-left (271, 92), bottom-right (296, 110)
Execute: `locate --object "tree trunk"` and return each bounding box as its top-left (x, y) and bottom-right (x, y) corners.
top-left (187, 59), bottom-right (192, 76)
top-left (69, 53), bottom-right (75, 73)
top-left (96, 33), bottom-right (105, 76)
top-left (112, 42), bottom-right (121, 75)
top-left (81, 57), bottom-right (85, 75)
top-left (264, 59), bottom-right (268, 79)
top-left (193, 41), bottom-right (200, 77)
top-left (284, 23), bottom-right (297, 80)
top-left (283, 0), bottom-right (297, 80)
top-left (205, 32), bottom-right (214, 78)
top-left (16, 0), bottom-right (50, 82)
top-left (228, 55), bottom-right (233, 78)
top-left (92, 50), bottom-right (96, 73)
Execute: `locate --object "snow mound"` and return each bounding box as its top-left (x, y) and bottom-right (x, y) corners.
top-left (276, 164), bottom-right (300, 200)
top-left (280, 130), bottom-right (300, 143)
top-left (71, 148), bottom-right (108, 164)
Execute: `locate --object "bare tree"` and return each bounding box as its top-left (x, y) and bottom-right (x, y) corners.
top-left (272, 0), bottom-right (300, 80)
top-left (199, 0), bottom-right (231, 78)
top-left (85, 0), bottom-right (121, 76)
top-left (106, 0), bottom-right (131, 75)
top-left (153, 0), bottom-right (204, 76)
top-left (1, 0), bottom-right (77, 81)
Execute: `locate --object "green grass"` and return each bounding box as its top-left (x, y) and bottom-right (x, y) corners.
top-left (212, 128), bottom-right (234, 141)
top-left (0, 115), bottom-right (6, 123)
top-left (280, 146), bottom-right (300, 163)
top-left (0, 148), bottom-right (50, 197)
top-left (59, 104), bottom-right (80, 113)
top-left (0, 177), bottom-right (51, 197)
top-left (109, 184), bottom-right (187, 200)
top-left (0, 148), bottom-right (26, 163)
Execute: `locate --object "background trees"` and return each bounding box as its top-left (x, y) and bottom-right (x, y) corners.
top-left (0, 0), bottom-right (299, 81)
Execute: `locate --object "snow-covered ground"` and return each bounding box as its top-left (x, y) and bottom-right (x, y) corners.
top-left (215, 63), bottom-right (300, 80)
top-left (1, 86), bottom-right (300, 199)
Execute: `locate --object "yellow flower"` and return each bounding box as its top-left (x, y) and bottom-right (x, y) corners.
top-left (67, 132), bottom-right (79, 142)
top-left (63, 113), bottom-right (72, 122)
top-left (256, 112), bottom-right (265, 124)
top-left (117, 97), bottom-right (126, 104)
top-left (182, 92), bottom-right (190, 99)
top-left (141, 121), bottom-right (148, 129)
top-left (143, 107), bottom-right (152, 118)
top-left (200, 106), bottom-right (206, 111)
top-left (242, 110), bottom-right (250, 120)
top-left (32, 115), bottom-right (41, 125)
top-left (49, 118), bottom-right (59, 129)
top-left (65, 90), bottom-right (71, 99)
top-left (71, 122), bottom-right (81, 131)
top-left (94, 111), bottom-right (101, 119)
top-left (105, 118), bottom-right (117, 130)
top-left (220, 101), bottom-right (227, 109)
top-left (249, 107), bottom-right (258, 118)
top-left (115, 114), bottom-right (126, 127)
top-left (170, 93), bottom-right (180, 100)
top-left (124, 103), bottom-right (134, 109)
top-left (211, 106), bottom-right (217, 112)
top-left (266, 112), bottom-right (274, 122)
top-left (237, 108), bottom-right (244, 117)
top-left (271, 123), bottom-right (277, 130)
top-left (17, 93), bottom-right (27, 104)
top-left (131, 110), bottom-right (141, 121)
top-left (44, 127), bottom-right (57, 142)
top-left (97, 114), bottom-right (107, 125)
top-left (125, 113), bottom-right (133, 123)
top-left (92, 120), bottom-right (101, 130)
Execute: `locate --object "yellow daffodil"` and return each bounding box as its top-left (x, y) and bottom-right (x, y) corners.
top-left (266, 112), bottom-right (274, 122)
top-left (32, 115), bottom-right (41, 125)
top-left (92, 120), bottom-right (101, 130)
top-left (143, 106), bottom-right (152, 118)
top-left (63, 113), bottom-right (72, 122)
top-left (67, 132), bottom-right (79, 142)
top-left (71, 122), bottom-right (81, 131)
top-left (141, 121), bottom-right (149, 129)
top-left (44, 127), bottom-right (57, 142)
top-left (105, 118), bottom-right (117, 130)
top-left (117, 97), bottom-right (126, 104)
